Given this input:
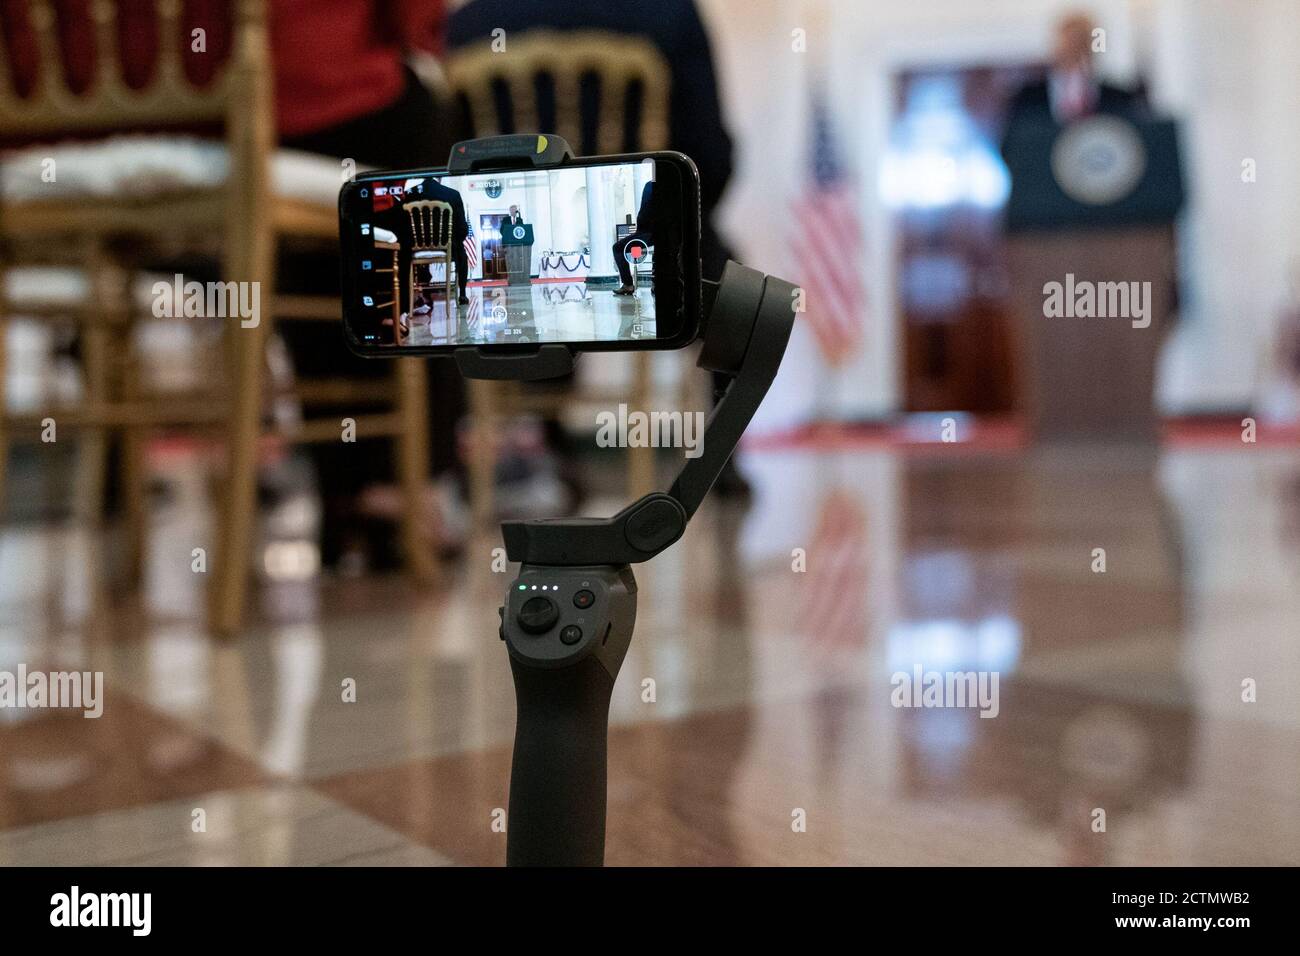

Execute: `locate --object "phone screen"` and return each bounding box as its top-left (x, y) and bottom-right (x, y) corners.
top-left (339, 152), bottom-right (699, 353)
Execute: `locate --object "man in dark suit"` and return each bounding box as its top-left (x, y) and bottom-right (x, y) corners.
top-left (613, 180), bottom-right (654, 294)
top-left (1000, 11), bottom-right (1149, 232)
top-left (502, 203), bottom-right (534, 285)
top-left (1002, 11), bottom-right (1146, 138)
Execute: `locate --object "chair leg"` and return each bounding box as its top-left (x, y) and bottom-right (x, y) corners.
top-left (0, 277), bottom-right (9, 519)
top-left (77, 325), bottom-right (112, 527)
top-left (209, 217), bottom-right (274, 636)
top-left (211, 40), bottom-right (275, 636)
top-left (391, 249), bottom-right (401, 330)
top-left (408, 260), bottom-right (416, 321)
top-left (210, 313), bottom-right (268, 635)
top-left (394, 358), bottom-right (438, 582)
top-left (627, 352), bottom-right (655, 499)
top-left (467, 378), bottom-right (496, 527)
top-left (120, 390), bottom-right (148, 587)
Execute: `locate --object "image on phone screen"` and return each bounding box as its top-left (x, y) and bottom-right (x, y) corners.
top-left (342, 156), bottom-right (690, 351)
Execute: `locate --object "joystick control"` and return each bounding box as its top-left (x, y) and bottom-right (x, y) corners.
top-left (517, 596), bottom-right (559, 634)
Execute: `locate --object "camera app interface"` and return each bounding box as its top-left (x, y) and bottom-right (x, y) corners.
top-left (349, 159), bottom-right (657, 347)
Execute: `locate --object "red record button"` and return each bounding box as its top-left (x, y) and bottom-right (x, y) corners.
top-left (573, 589), bottom-right (595, 610)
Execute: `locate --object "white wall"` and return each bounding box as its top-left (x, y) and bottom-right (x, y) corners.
top-left (453, 165), bottom-right (641, 279)
top-left (1149, 0), bottom-right (1300, 412)
top-left (702, 0), bottom-right (1300, 421)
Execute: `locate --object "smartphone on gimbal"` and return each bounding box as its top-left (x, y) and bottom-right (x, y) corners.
top-left (338, 151), bottom-right (701, 354)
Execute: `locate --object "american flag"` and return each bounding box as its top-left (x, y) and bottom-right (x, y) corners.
top-left (464, 218), bottom-right (478, 272)
top-left (790, 87), bottom-right (866, 366)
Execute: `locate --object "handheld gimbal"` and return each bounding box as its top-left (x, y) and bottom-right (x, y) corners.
top-left (447, 135), bottom-right (795, 865)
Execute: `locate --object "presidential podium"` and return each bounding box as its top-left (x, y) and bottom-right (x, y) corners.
top-left (502, 221), bottom-right (535, 286)
top-left (1003, 114), bottom-right (1185, 443)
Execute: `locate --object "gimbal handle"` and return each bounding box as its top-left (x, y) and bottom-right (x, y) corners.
top-left (506, 656), bottom-right (615, 866)
top-left (499, 563), bottom-right (637, 866)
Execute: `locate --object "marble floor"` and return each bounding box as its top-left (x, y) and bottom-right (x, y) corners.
top-left (1, 438), bottom-right (1298, 865)
top-left (404, 280), bottom-right (656, 347)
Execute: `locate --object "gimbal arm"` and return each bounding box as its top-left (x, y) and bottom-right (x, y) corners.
top-left (498, 260), bottom-right (796, 567)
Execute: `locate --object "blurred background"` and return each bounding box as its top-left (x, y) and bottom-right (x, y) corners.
top-left (0, 0), bottom-right (1297, 866)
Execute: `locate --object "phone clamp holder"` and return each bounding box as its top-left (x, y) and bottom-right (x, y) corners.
top-left (448, 135), bottom-right (795, 865)
top-left (448, 134), bottom-right (578, 382)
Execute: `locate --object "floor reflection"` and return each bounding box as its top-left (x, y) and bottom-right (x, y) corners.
top-left (2, 439), bottom-right (1299, 864)
top-left (405, 281), bottom-right (656, 348)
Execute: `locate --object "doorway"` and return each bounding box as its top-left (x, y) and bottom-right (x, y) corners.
top-left (478, 213), bottom-right (510, 281)
top-left (886, 64), bottom-right (1039, 413)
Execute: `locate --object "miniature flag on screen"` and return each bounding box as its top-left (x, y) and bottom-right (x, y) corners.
top-left (791, 87), bottom-right (866, 366)
top-left (464, 219), bottom-right (478, 272)
top-left (465, 289), bottom-right (481, 329)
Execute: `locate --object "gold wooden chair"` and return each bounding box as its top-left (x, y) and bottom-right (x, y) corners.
top-left (406, 199), bottom-right (456, 314)
top-left (0, 0), bottom-right (435, 635)
top-left (370, 234), bottom-right (407, 344)
top-left (445, 31), bottom-right (676, 524)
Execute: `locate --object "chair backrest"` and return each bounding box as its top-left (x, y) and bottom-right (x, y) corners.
top-left (444, 30), bottom-right (671, 155)
top-left (0, 0), bottom-right (268, 137)
top-left (407, 200), bottom-right (453, 250)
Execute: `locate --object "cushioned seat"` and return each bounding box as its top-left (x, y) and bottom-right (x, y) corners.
top-left (0, 134), bottom-right (360, 205)
top-left (2, 266), bottom-right (178, 307)
top-left (2, 266), bottom-right (88, 305)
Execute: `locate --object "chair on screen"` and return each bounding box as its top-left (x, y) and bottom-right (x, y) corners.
top-left (446, 31), bottom-right (699, 525)
top-left (406, 200), bottom-right (457, 314)
top-left (370, 229), bottom-right (406, 344)
top-left (0, 0), bottom-right (436, 635)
